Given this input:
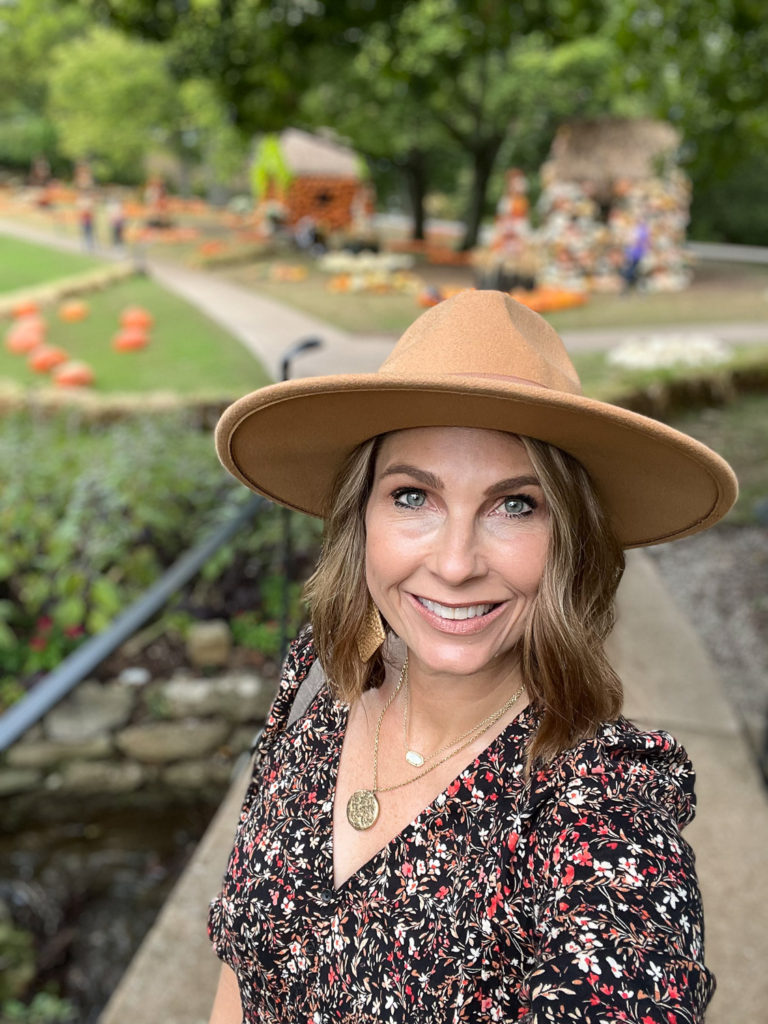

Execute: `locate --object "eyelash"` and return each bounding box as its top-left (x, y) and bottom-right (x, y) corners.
top-left (391, 488), bottom-right (537, 518)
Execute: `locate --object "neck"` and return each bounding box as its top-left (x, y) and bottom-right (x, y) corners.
top-left (401, 655), bottom-right (528, 747)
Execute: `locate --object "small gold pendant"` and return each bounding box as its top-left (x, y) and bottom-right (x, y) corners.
top-left (405, 750), bottom-right (424, 767)
top-left (346, 789), bottom-right (380, 831)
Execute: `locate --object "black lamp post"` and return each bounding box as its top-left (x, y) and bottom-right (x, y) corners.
top-left (279, 337), bottom-right (323, 661)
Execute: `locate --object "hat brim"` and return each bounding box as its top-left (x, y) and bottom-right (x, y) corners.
top-left (216, 373), bottom-right (738, 549)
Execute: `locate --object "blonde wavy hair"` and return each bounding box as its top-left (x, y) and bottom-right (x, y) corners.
top-left (304, 432), bottom-right (625, 766)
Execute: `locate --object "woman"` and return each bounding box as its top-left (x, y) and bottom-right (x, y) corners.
top-left (208, 290), bottom-right (736, 1023)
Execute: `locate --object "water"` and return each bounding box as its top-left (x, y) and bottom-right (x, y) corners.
top-left (0, 800), bottom-right (219, 1023)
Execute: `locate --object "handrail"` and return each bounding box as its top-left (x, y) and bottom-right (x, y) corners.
top-left (0, 493), bottom-right (266, 753)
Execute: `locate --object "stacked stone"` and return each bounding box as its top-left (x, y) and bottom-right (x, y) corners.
top-left (0, 621), bottom-right (277, 810)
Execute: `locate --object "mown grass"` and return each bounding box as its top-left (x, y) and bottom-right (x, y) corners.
top-left (218, 256), bottom-right (768, 335)
top-left (0, 273), bottom-right (269, 394)
top-left (0, 235), bottom-right (103, 292)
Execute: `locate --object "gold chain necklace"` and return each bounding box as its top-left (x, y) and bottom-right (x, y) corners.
top-left (345, 657), bottom-right (526, 832)
top-left (402, 675), bottom-right (524, 767)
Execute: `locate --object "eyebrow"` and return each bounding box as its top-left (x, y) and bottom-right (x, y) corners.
top-left (380, 464), bottom-right (541, 496)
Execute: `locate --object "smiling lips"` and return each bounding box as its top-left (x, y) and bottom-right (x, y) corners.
top-left (413, 595), bottom-right (506, 635)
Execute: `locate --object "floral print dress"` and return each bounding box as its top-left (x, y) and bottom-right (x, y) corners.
top-left (208, 631), bottom-right (715, 1023)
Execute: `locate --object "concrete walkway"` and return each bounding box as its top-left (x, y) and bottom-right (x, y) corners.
top-left (2, 216), bottom-right (766, 1022)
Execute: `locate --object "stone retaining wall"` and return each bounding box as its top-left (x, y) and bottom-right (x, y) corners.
top-left (0, 669), bottom-right (277, 818)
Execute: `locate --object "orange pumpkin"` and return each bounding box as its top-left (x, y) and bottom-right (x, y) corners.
top-left (53, 360), bottom-right (95, 387)
top-left (113, 327), bottom-right (149, 351)
top-left (11, 299), bottom-right (40, 319)
top-left (28, 345), bottom-right (69, 373)
top-left (59, 300), bottom-right (90, 322)
top-left (5, 316), bottom-right (46, 354)
top-left (120, 306), bottom-right (154, 330)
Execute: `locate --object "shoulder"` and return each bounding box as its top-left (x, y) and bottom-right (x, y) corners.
top-left (526, 717), bottom-right (697, 830)
top-left (257, 625), bottom-right (319, 745)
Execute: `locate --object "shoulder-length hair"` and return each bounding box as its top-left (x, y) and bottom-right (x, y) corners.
top-left (304, 432), bottom-right (625, 766)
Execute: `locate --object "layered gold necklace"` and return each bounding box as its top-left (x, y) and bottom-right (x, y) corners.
top-left (345, 657), bottom-right (526, 832)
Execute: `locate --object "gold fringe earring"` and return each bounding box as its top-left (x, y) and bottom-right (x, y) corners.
top-left (356, 597), bottom-right (386, 662)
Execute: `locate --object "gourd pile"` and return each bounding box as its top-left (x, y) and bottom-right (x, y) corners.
top-left (536, 170), bottom-right (692, 293)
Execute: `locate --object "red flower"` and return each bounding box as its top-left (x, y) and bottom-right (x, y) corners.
top-left (29, 635), bottom-right (47, 651)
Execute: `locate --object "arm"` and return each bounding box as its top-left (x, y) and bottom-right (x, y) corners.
top-left (208, 965), bottom-right (242, 1024)
top-left (518, 734), bottom-right (715, 1022)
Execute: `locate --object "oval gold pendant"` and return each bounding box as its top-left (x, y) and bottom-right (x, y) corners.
top-left (346, 789), bottom-right (380, 831)
top-left (405, 750), bottom-right (424, 767)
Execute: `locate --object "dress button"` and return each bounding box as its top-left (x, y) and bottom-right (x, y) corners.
top-left (318, 888), bottom-right (335, 904)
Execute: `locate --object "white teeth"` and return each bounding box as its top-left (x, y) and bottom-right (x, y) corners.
top-left (419, 598), bottom-right (495, 620)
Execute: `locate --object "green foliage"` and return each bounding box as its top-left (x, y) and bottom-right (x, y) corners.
top-left (0, 921), bottom-right (35, 1001)
top-left (176, 79), bottom-right (250, 189)
top-left (0, 113), bottom-right (60, 173)
top-left (0, 992), bottom-right (77, 1024)
top-left (46, 25), bottom-right (179, 180)
top-left (0, 409), bottom-right (237, 693)
top-left (250, 135), bottom-right (295, 200)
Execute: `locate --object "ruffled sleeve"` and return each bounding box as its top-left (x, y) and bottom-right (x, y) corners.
top-left (517, 720), bottom-right (715, 1022)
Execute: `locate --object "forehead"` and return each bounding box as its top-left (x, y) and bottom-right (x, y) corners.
top-left (374, 426), bottom-right (532, 474)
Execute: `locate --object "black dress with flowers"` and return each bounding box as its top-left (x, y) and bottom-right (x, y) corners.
top-left (208, 630), bottom-right (715, 1023)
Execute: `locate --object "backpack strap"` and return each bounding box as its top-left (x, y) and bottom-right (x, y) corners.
top-left (287, 658), bottom-right (327, 728)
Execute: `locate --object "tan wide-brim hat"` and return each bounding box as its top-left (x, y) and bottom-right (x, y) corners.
top-left (216, 290), bottom-right (737, 548)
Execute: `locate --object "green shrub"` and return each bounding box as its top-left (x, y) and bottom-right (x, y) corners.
top-left (0, 409), bottom-right (234, 696)
top-left (0, 408), bottom-right (323, 704)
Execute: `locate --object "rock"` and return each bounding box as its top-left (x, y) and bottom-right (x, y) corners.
top-left (118, 666), bottom-right (151, 687)
top-left (115, 719), bottom-right (229, 763)
top-left (186, 620), bottom-right (231, 669)
top-left (0, 768), bottom-right (41, 796)
top-left (45, 681), bottom-right (136, 743)
top-left (229, 725), bottom-right (263, 755)
top-left (158, 672), bottom-right (276, 722)
top-left (6, 736), bottom-right (113, 770)
top-left (56, 760), bottom-right (145, 794)
top-left (161, 759), bottom-right (234, 789)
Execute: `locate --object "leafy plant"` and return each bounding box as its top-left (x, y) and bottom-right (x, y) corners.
top-left (0, 409), bottom-right (238, 687)
top-left (0, 992), bottom-right (77, 1024)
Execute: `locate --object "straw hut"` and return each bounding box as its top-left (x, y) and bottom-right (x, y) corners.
top-left (537, 118), bottom-right (691, 292)
top-left (253, 128), bottom-right (373, 233)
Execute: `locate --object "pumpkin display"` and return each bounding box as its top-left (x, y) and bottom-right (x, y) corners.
top-left (28, 345), bottom-right (69, 373)
top-left (59, 300), bottom-right (90, 322)
top-left (113, 327), bottom-right (149, 351)
top-left (5, 316), bottom-right (47, 354)
top-left (120, 306), bottom-right (154, 330)
top-left (53, 360), bottom-right (95, 387)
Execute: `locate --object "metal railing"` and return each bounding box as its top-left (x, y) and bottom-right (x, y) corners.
top-left (0, 493), bottom-right (266, 753)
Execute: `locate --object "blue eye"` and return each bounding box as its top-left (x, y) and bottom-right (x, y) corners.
top-left (393, 489), bottom-right (426, 509)
top-left (502, 495), bottom-right (535, 518)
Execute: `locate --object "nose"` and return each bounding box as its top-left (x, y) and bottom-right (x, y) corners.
top-left (428, 515), bottom-right (486, 586)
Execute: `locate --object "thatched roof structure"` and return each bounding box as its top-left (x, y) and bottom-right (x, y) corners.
top-left (543, 119), bottom-right (680, 201)
top-left (280, 128), bottom-right (361, 179)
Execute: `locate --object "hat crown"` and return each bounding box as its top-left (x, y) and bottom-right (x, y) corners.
top-left (379, 290), bottom-right (582, 395)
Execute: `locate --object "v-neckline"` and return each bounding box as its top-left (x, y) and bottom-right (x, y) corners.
top-left (326, 693), bottom-right (534, 892)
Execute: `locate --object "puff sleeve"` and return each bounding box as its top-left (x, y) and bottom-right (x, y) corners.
top-left (517, 722), bottom-right (715, 1023)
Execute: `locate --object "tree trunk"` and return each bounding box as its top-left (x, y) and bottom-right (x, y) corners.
top-left (460, 137), bottom-right (502, 251)
top-left (402, 149), bottom-right (428, 241)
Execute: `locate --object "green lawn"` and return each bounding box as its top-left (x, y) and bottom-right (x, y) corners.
top-left (0, 273), bottom-right (270, 394)
top-left (0, 235), bottom-right (103, 292)
top-left (218, 257), bottom-right (768, 336)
